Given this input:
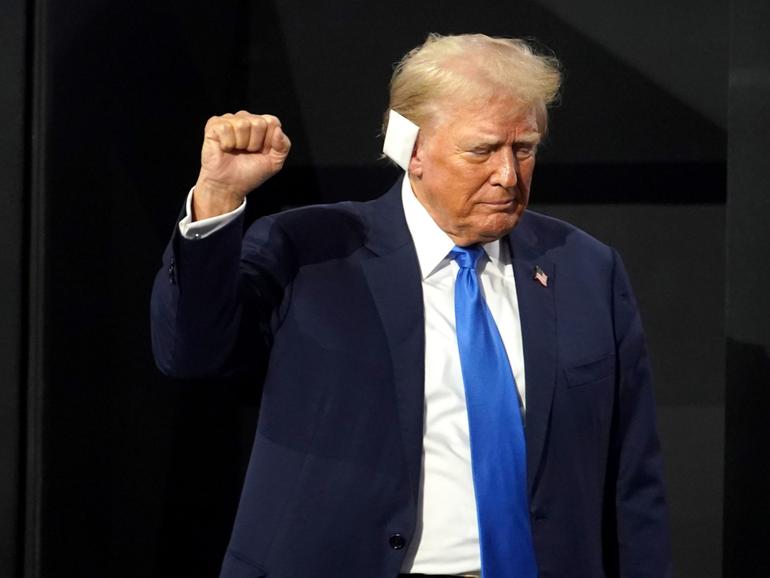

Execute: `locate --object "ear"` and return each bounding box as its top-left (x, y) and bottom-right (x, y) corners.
top-left (408, 131), bottom-right (425, 177)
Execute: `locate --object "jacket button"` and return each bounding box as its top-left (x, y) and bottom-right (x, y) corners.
top-left (389, 533), bottom-right (406, 550)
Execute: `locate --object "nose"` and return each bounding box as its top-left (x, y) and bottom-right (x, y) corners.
top-left (490, 147), bottom-right (518, 189)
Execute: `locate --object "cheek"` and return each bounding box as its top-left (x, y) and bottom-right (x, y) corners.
top-left (435, 177), bottom-right (480, 216)
top-left (520, 161), bottom-right (536, 188)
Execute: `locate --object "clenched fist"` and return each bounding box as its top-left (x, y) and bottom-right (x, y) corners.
top-left (193, 111), bottom-right (291, 220)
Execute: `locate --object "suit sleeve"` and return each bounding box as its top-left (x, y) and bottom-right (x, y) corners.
top-left (150, 209), bottom-right (294, 379)
top-left (611, 249), bottom-right (673, 578)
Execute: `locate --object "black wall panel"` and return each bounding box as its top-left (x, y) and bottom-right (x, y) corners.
top-left (0, 0), bottom-right (29, 576)
top-left (33, 2), bottom-right (257, 576)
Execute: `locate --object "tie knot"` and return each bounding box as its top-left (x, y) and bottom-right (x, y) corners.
top-left (451, 245), bottom-right (485, 269)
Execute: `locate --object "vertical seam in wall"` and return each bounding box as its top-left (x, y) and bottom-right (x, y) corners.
top-left (24, 0), bottom-right (46, 575)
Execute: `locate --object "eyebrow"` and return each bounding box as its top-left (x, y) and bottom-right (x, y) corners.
top-left (469, 132), bottom-right (542, 148)
top-left (515, 133), bottom-right (542, 145)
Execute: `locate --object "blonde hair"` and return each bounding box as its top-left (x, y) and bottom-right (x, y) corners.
top-left (384, 33), bottom-right (562, 135)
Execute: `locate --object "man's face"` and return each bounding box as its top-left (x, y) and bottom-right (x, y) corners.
top-left (409, 96), bottom-right (541, 246)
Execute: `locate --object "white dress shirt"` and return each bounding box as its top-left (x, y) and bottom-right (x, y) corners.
top-left (179, 179), bottom-right (526, 576)
top-left (399, 175), bottom-right (525, 576)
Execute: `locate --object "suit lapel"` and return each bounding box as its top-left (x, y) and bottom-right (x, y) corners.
top-left (508, 215), bottom-right (557, 495)
top-left (360, 180), bottom-right (425, 504)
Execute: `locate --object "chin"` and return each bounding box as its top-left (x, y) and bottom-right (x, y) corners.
top-left (453, 209), bottom-right (525, 245)
top-left (479, 213), bottom-right (521, 241)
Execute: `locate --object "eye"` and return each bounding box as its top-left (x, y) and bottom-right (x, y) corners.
top-left (462, 146), bottom-right (493, 162)
top-left (514, 146), bottom-right (536, 160)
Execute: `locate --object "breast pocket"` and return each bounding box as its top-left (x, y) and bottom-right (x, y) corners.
top-left (563, 352), bottom-right (615, 388)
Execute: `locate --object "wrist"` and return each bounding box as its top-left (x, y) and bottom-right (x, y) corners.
top-left (192, 178), bottom-right (245, 220)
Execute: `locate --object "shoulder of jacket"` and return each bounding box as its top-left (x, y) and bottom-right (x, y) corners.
top-left (520, 208), bottom-right (614, 260)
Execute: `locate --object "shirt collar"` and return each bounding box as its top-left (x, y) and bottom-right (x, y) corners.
top-left (400, 174), bottom-right (507, 280)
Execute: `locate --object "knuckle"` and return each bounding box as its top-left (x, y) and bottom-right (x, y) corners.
top-left (262, 114), bottom-right (281, 127)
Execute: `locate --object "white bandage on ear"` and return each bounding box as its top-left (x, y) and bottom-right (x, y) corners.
top-left (383, 109), bottom-right (420, 171)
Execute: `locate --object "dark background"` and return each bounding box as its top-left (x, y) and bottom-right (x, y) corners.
top-left (1, 0), bottom-right (767, 576)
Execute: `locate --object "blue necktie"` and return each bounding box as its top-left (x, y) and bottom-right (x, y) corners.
top-left (451, 245), bottom-right (538, 578)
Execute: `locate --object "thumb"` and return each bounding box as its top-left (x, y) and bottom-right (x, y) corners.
top-left (268, 125), bottom-right (291, 158)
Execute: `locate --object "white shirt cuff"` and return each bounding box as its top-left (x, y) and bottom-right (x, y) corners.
top-left (178, 187), bottom-right (246, 239)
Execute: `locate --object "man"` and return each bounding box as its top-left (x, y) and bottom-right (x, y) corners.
top-left (151, 34), bottom-right (671, 578)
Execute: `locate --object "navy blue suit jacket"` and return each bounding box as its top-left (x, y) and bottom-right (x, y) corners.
top-left (151, 178), bottom-right (671, 578)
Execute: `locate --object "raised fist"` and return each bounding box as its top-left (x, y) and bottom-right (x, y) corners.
top-left (193, 111), bottom-right (291, 220)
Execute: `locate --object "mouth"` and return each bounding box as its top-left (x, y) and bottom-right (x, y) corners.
top-left (480, 199), bottom-right (517, 210)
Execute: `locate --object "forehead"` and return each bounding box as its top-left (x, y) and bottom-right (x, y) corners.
top-left (431, 97), bottom-right (540, 141)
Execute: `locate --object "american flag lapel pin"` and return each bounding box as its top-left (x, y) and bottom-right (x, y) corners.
top-left (534, 265), bottom-right (548, 288)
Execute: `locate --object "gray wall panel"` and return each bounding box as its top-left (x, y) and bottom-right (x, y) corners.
top-left (658, 406), bottom-right (724, 578)
top-left (532, 202), bottom-right (726, 577)
top-left (532, 203), bottom-right (726, 406)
